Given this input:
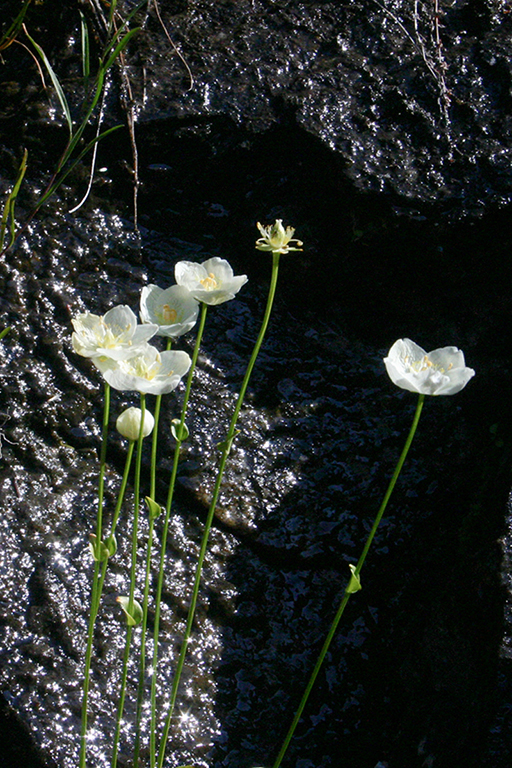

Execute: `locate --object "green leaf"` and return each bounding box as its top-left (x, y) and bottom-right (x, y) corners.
top-left (0, 327), bottom-right (11, 342)
top-left (170, 418), bottom-right (189, 442)
top-left (0, 0), bottom-right (32, 51)
top-left (88, 534), bottom-right (110, 562)
top-left (145, 496), bottom-right (163, 520)
top-left (216, 429), bottom-right (240, 454)
top-left (79, 11), bottom-right (90, 84)
top-left (0, 148), bottom-right (28, 251)
top-left (346, 564), bottom-right (362, 594)
top-left (103, 26), bottom-right (140, 73)
top-left (104, 533), bottom-right (117, 557)
top-left (36, 124), bottom-right (122, 209)
top-left (117, 596), bottom-right (143, 626)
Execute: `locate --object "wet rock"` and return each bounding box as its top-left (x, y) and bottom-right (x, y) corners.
top-left (0, 203), bottom-right (506, 768)
top-left (53, 0), bottom-right (512, 211)
top-left (0, 2), bottom-right (511, 765)
top-left (2, 1), bottom-right (512, 214)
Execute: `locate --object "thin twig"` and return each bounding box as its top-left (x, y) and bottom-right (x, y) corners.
top-left (152, 0), bottom-right (194, 91)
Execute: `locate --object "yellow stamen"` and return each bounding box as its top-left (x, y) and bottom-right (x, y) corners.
top-left (199, 272), bottom-right (218, 290)
top-left (408, 354), bottom-right (451, 374)
top-left (162, 304), bottom-right (177, 324)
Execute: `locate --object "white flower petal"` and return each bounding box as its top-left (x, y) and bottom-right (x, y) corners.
top-left (140, 284), bottom-right (199, 337)
top-left (200, 257), bottom-right (234, 281)
top-left (175, 257), bottom-right (247, 305)
top-left (94, 344), bottom-right (191, 394)
top-left (71, 305), bottom-right (157, 360)
top-left (384, 338), bottom-right (475, 396)
top-left (158, 350), bottom-right (192, 379)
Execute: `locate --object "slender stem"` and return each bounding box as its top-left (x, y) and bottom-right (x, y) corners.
top-left (94, 440), bottom-right (135, 616)
top-left (111, 394), bottom-right (146, 768)
top-left (134, 335), bottom-right (172, 766)
top-left (150, 337), bottom-right (172, 501)
top-left (111, 625), bottom-right (133, 768)
top-left (97, 383), bottom-right (111, 544)
top-left (129, 394), bottom-right (146, 612)
top-left (353, 393), bottom-right (425, 579)
top-left (150, 302), bottom-right (208, 767)
top-left (156, 252), bottom-right (282, 768)
top-left (134, 351), bottom-right (173, 767)
top-left (133, 510), bottom-right (156, 766)
top-left (271, 393), bottom-right (425, 768)
top-left (79, 383), bottom-right (110, 768)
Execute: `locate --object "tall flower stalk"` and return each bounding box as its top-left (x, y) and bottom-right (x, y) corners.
top-left (131, 339), bottom-right (173, 765)
top-left (271, 337), bottom-right (475, 768)
top-left (111, 394), bottom-right (148, 768)
top-left (271, 394), bottom-right (425, 768)
top-left (79, 382), bottom-right (110, 768)
top-left (155, 222), bottom-right (301, 768)
top-left (149, 302), bottom-right (208, 766)
top-left (150, 338), bottom-right (172, 500)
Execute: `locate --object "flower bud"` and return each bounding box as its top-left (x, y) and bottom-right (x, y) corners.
top-left (116, 407), bottom-right (155, 441)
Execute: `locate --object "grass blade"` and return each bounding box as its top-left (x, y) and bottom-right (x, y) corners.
top-left (80, 11), bottom-right (90, 85)
top-left (0, 148), bottom-right (28, 250)
top-left (23, 25), bottom-right (73, 137)
top-left (103, 26), bottom-right (140, 73)
top-left (0, 0), bottom-right (32, 50)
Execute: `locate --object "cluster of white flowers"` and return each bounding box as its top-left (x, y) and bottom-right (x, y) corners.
top-left (71, 257), bottom-right (248, 435)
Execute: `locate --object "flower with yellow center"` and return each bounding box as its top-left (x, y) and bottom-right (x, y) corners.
top-left (384, 338), bottom-right (475, 395)
top-left (175, 257), bottom-right (248, 305)
top-left (71, 305), bottom-right (157, 360)
top-left (94, 343), bottom-right (191, 394)
top-left (255, 219), bottom-right (303, 255)
top-left (140, 284), bottom-right (199, 338)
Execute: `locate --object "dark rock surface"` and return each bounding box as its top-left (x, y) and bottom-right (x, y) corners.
top-left (3, 0), bottom-right (512, 214)
top-left (124, 0), bottom-right (512, 210)
top-left (0, 201), bottom-right (506, 768)
top-left (0, 1), bottom-right (512, 768)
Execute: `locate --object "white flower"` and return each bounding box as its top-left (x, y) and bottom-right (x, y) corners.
top-left (255, 219), bottom-right (303, 255)
top-left (95, 343), bottom-right (191, 394)
top-left (175, 257), bottom-right (248, 305)
top-left (72, 305), bottom-right (157, 360)
top-left (384, 338), bottom-right (475, 396)
top-left (140, 284), bottom-right (199, 338)
top-left (116, 407), bottom-right (155, 441)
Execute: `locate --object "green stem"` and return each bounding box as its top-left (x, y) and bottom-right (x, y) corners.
top-left (133, 510), bottom-right (156, 766)
top-left (111, 625), bottom-right (133, 768)
top-left (94, 440), bottom-right (135, 616)
top-left (79, 383), bottom-right (110, 768)
top-left (156, 252), bottom-right (282, 768)
top-left (271, 392), bottom-right (425, 768)
top-left (150, 337), bottom-right (172, 501)
top-left (132, 337), bottom-right (173, 766)
top-left (111, 395), bottom-right (146, 768)
top-left (149, 302), bottom-right (208, 768)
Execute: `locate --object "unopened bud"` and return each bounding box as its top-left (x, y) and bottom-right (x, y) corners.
top-left (116, 407), bottom-right (154, 441)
